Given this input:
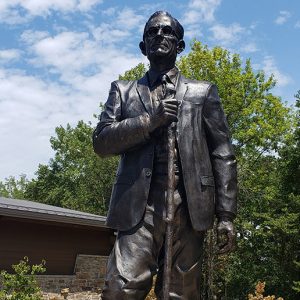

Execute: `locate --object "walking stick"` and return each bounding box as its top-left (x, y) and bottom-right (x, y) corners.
top-left (162, 80), bottom-right (177, 300)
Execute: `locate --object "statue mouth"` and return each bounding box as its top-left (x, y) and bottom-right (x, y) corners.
top-left (152, 42), bottom-right (168, 49)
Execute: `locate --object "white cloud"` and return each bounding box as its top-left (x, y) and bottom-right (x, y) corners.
top-left (0, 23), bottom-right (145, 179)
top-left (180, 0), bottom-right (222, 40)
top-left (29, 31), bottom-right (92, 73)
top-left (92, 23), bottom-right (131, 44)
top-left (22, 29), bottom-right (143, 85)
top-left (116, 7), bottom-right (145, 30)
top-left (241, 42), bottom-right (258, 53)
top-left (274, 10), bottom-right (291, 25)
top-left (102, 7), bottom-right (116, 17)
top-left (21, 30), bottom-right (49, 44)
top-left (0, 49), bottom-right (21, 63)
top-left (295, 20), bottom-right (300, 28)
top-left (262, 56), bottom-right (292, 87)
top-left (0, 0), bottom-right (103, 24)
top-left (184, 24), bottom-right (203, 39)
top-left (77, 0), bottom-right (102, 11)
top-left (0, 68), bottom-right (71, 179)
top-left (25, 25), bottom-right (145, 84)
top-left (209, 23), bottom-right (244, 46)
top-left (182, 0), bottom-right (222, 25)
top-left (0, 5), bottom-right (147, 180)
top-left (0, 55), bottom-right (142, 179)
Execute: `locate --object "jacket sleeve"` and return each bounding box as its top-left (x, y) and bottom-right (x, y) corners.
top-left (202, 84), bottom-right (237, 219)
top-left (93, 81), bottom-right (151, 157)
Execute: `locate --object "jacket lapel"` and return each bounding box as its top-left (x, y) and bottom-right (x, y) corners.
top-left (136, 74), bottom-right (153, 115)
top-left (176, 73), bottom-right (188, 105)
top-left (136, 72), bottom-right (188, 116)
top-left (176, 74), bottom-right (188, 139)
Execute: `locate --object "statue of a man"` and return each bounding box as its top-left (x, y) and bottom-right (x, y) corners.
top-left (93, 11), bottom-right (237, 300)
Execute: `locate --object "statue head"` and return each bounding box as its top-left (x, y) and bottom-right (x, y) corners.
top-left (139, 11), bottom-right (185, 69)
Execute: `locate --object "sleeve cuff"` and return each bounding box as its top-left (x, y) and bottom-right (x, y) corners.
top-left (217, 211), bottom-right (235, 222)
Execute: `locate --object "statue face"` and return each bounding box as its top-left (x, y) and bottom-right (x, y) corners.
top-left (143, 14), bottom-right (179, 63)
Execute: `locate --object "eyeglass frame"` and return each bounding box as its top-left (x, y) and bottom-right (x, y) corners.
top-left (144, 25), bottom-right (179, 39)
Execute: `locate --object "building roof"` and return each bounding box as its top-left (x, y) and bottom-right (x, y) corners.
top-left (0, 197), bottom-right (107, 228)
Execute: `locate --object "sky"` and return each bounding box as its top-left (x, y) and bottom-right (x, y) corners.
top-left (0, 0), bottom-right (299, 181)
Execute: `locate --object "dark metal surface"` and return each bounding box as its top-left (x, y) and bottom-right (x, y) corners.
top-left (163, 124), bottom-right (176, 299)
top-left (101, 187), bottom-right (205, 299)
top-left (163, 77), bottom-right (177, 299)
top-left (93, 10), bottom-right (238, 300)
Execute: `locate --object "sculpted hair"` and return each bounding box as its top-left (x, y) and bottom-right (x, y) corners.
top-left (143, 11), bottom-right (184, 40)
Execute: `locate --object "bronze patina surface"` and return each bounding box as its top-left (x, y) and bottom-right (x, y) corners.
top-left (93, 11), bottom-right (237, 300)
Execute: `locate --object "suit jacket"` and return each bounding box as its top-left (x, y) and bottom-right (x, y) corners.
top-left (93, 72), bottom-right (237, 231)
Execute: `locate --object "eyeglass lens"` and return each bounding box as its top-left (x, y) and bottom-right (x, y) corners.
top-left (146, 26), bottom-right (174, 37)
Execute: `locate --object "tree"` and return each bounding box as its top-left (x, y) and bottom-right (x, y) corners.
top-left (119, 62), bottom-right (147, 81)
top-left (20, 40), bottom-right (296, 297)
top-left (276, 94), bottom-right (300, 297)
top-left (218, 94), bottom-right (299, 299)
top-left (0, 175), bottom-right (29, 199)
top-left (178, 41), bottom-right (291, 158)
top-left (175, 41), bottom-right (294, 298)
top-left (0, 257), bottom-right (46, 300)
top-left (25, 121), bottom-right (118, 215)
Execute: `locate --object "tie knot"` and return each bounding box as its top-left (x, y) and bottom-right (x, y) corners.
top-left (160, 74), bottom-right (176, 99)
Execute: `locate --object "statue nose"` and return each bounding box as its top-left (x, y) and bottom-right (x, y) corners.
top-left (156, 28), bottom-right (164, 36)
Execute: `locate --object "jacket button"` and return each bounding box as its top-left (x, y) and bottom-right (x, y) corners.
top-left (145, 170), bottom-right (152, 177)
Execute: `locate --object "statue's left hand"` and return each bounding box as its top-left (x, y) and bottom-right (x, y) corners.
top-left (217, 220), bottom-right (236, 254)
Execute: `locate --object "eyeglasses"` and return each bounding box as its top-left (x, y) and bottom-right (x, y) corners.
top-left (145, 25), bottom-right (178, 39)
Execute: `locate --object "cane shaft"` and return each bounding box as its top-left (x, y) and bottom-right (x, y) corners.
top-left (162, 123), bottom-right (176, 300)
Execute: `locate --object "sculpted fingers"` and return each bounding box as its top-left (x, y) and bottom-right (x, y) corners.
top-left (149, 98), bottom-right (179, 132)
top-left (163, 98), bottom-right (179, 106)
top-left (217, 221), bottom-right (236, 255)
top-left (161, 99), bottom-right (178, 118)
top-left (218, 230), bottom-right (235, 254)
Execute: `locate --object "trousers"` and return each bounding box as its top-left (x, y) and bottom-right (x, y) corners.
top-left (102, 179), bottom-right (205, 300)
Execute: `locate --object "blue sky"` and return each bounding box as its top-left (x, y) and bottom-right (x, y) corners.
top-left (0, 0), bottom-right (299, 180)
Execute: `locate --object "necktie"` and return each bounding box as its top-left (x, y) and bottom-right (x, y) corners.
top-left (161, 74), bottom-right (176, 99)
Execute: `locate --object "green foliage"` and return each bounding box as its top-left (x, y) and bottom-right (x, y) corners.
top-left (176, 41), bottom-right (296, 298)
top-left (0, 257), bottom-right (45, 300)
top-left (0, 175), bottom-right (29, 199)
top-left (178, 41), bottom-right (291, 158)
top-left (23, 64), bottom-right (147, 215)
top-left (215, 97), bottom-right (299, 299)
top-left (25, 121), bottom-right (118, 215)
top-left (116, 42), bottom-right (297, 299)
top-left (292, 261), bottom-right (300, 293)
top-left (119, 62), bottom-right (147, 80)
top-left (6, 40), bottom-right (297, 297)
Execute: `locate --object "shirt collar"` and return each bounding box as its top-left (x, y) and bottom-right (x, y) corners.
top-left (147, 66), bottom-right (179, 88)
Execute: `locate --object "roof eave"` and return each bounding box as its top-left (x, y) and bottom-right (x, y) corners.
top-left (0, 207), bottom-right (108, 229)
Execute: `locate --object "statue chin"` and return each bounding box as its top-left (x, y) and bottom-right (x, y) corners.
top-left (148, 49), bottom-right (176, 67)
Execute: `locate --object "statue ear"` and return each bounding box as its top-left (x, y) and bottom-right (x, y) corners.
top-left (139, 41), bottom-right (146, 56)
top-left (177, 40), bottom-right (185, 54)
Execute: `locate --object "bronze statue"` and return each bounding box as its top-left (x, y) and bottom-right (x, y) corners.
top-left (93, 11), bottom-right (237, 300)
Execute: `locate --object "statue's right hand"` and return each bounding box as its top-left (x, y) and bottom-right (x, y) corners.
top-left (149, 98), bottom-right (178, 132)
